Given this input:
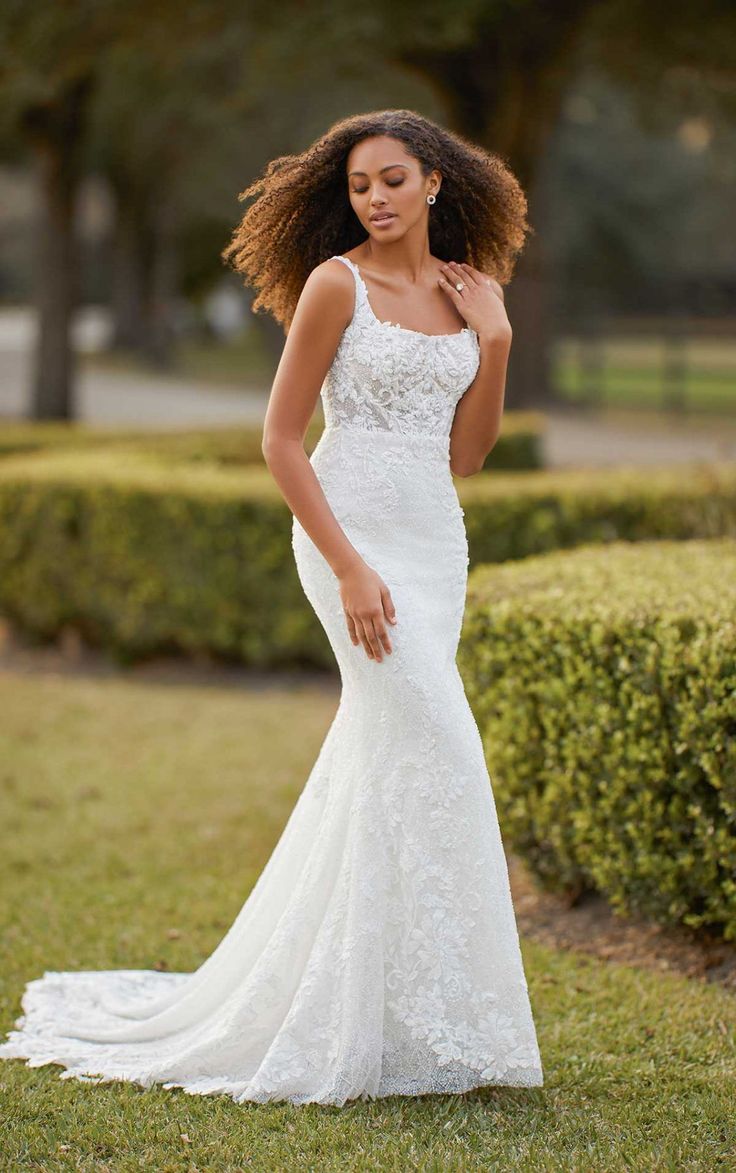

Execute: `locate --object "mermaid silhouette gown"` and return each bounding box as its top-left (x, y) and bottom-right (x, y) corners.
top-left (0, 254), bottom-right (543, 1105)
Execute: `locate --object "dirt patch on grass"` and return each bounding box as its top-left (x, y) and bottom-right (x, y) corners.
top-left (509, 854), bottom-right (736, 991)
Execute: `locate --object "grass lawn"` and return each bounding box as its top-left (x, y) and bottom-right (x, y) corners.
top-left (555, 335), bottom-right (736, 414)
top-left (0, 668), bottom-right (734, 1171)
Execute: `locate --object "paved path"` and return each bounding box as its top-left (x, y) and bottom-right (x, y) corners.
top-left (2, 309), bottom-right (735, 467)
top-left (541, 406), bottom-right (736, 467)
top-left (0, 347), bottom-right (267, 428)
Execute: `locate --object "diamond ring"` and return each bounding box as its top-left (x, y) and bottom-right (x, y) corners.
top-left (455, 281), bottom-right (465, 292)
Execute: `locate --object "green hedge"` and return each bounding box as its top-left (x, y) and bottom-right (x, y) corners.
top-left (0, 413), bottom-right (545, 471)
top-left (0, 452), bottom-right (734, 667)
top-left (459, 537), bottom-right (736, 941)
top-left (0, 451), bottom-right (331, 669)
top-left (460, 461), bottom-right (736, 562)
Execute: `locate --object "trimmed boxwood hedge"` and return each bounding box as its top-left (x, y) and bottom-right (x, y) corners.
top-left (459, 461), bottom-right (736, 562)
top-left (0, 451), bottom-right (734, 667)
top-left (0, 412), bottom-right (544, 471)
top-left (0, 451), bottom-right (330, 669)
top-left (459, 537), bottom-right (736, 941)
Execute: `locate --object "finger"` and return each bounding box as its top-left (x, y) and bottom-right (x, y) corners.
top-left (449, 261), bottom-right (479, 286)
top-left (440, 261), bottom-right (465, 281)
top-left (364, 616), bottom-right (384, 662)
top-left (463, 263), bottom-right (503, 297)
top-left (373, 615), bottom-right (392, 656)
top-left (440, 262), bottom-right (472, 294)
top-left (349, 612), bottom-right (371, 657)
top-left (381, 586), bottom-right (397, 625)
top-left (345, 613), bottom-right (359, 646)
top-left (437, 271), bottom-right (461, 299)
top-left (358, 623), bottom-right (375, 659)
top-left (377, 624), bottom-right (393, 656)
top-left (357, 617), bottom-right (377, 660)
top-left (458, 263), bottom-right (483, 285)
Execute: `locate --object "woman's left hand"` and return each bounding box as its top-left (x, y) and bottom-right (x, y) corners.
top-left (438, 262), bottom-right (512, 342)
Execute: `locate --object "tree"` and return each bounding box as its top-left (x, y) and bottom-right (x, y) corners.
top-left (386, 0), bottom-right (736, 405)
top-left (0, 1), bottom-right (247, 416)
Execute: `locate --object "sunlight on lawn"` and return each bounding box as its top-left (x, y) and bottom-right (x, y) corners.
top-left (0, 669), bottom-right (733, 1169)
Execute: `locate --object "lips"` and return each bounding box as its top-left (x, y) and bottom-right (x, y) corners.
top-left (370, 213), bottom-right (396, 222)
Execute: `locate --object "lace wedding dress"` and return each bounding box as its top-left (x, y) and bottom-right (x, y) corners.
top-left (0, 254), bottom-right (543, 1105)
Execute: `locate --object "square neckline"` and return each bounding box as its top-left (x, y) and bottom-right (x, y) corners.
top-left (336, 254), bottom-right (474, 341)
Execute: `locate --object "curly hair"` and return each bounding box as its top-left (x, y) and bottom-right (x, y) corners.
top-left (221, 108), bottom-right (531, 331)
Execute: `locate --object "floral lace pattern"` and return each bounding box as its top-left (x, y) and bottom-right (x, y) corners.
top-left (0, 253), bottom-right (543, 1106)
top-left (320, 254), bottom-right (480, 436)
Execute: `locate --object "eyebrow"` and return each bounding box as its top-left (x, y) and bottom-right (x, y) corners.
top-left (347, 163), bottom-right (410, 178)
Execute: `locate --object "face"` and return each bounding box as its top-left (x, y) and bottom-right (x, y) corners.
top-left (346, 135), bottom-right (440, 239)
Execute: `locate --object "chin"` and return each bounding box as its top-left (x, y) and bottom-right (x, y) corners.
top-left (368, 222), bottom-right (402, 236)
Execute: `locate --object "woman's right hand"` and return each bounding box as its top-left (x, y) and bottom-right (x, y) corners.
top-left (338, 560), bottom-right (397, 661)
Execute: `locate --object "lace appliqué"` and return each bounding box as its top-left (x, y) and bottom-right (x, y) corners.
top-left (320, 255), bottom-right (480, 437)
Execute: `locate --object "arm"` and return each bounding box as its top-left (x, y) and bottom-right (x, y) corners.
top-left (440, 262), bottom-right (513, 478)
top-left (261, 260), bottom-right (397, 663)
top-left (261, 261), bottom-right (359, 578)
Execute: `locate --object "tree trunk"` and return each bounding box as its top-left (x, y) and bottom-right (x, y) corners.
top-left (109, 177), bottom-right (177, 368)
top-left (23, 77), bottom-right (93, 421)
top-left (503, 146), bottom-right (560, 410)
top-left (144, 202), bottom-right (178, 368)
top-left (110, 181), bottom-right (152, 352)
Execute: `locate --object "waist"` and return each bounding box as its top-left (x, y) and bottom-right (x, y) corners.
top-left (317, 422), bottom-right (451, 460)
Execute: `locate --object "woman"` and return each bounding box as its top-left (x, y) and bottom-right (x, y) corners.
top-left (0, 108), bottom-right (543, 1105)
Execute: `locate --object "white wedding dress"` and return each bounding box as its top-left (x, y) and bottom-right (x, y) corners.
top-left (0, 254), bottom-right (543, 1105)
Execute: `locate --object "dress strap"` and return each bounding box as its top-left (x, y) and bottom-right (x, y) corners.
top-left (330, 255), bottom-right (368, 313)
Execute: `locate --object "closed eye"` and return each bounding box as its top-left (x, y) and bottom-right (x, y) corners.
top-left (352, 180), bottom-right (404, 193)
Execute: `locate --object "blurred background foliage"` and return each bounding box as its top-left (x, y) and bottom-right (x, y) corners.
top-left (0, 0), bottom-right (734, 418)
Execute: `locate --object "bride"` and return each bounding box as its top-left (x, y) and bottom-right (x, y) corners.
top-left (0, 108), bottom-right (544, 1105)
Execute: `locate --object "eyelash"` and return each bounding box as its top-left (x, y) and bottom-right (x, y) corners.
top-left (352, 180), bottom-right (404, 194)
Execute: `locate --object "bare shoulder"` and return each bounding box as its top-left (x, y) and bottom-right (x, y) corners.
top-left (486, 274), bottom-right (505, 302)
top-left (293, 256), bottom-right (355, 332)
top-left (304, 256), bottom-right (354, 296)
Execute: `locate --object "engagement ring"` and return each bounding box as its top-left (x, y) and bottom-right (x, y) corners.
top-left (455, 281), bottom-right (465, 292)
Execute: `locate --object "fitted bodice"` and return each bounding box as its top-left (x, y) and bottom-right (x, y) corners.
top-left (319, 255), bottom-right (480, 437)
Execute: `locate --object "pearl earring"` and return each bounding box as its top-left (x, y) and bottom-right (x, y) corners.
top-left (426, 194), bottom-right (436, 205)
